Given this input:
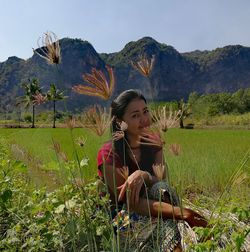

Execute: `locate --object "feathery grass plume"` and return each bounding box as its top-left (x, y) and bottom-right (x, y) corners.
top-left (65, 117), bottom-right (76, 129)
top-left (169, 143), bottom-right (181, 156)
top-left (80, 105), bottom-right (111, 136)
top-left (151, 105), bottom-right (182, 132)
top-left (32, 92), bottom-right (47, 105)
top-left (112, 120), bottom-right (128, 141)
top-left (75, 136), bottom-right (86, 147)
top-left (117, 166), bottom-right (129, 180)
top-left (131, 54), bottom-right (155, 77)
top-left (51, 140), bottom-right (69, 162)
top-left (231, 171), bottom-right (248, 187)
top-left (132, 54), bottom-right (157, 100)
top-left (112, 131), bottom-right (125, 141)
top-left (34, 31), bottom-right (61, 65)
top-left (72, 65), bottom-right (115, 100)
top-left (152, 164), bottom-right (165, 181)
top-left (117, 121), bottom-right (128, 131)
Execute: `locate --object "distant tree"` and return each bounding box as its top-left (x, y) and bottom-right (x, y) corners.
top-left (178, 99), bottom-right (191, 128)
top-left (17, 78), bottom-right (43, 128)
top-left (187, 88), bottom-right (250, 119)
top-left (216, 93), bottom-right (234, 114)
top-left (46, 83), bottom-right (67, 128)
top-left (231, 88), bottom-right (250, 113)
top-left (231, 89), bottom-right (245, 113)
top-left (242, 88), bottom-right (250, 112)
top-left (188, 92), bottom-right (200, 107)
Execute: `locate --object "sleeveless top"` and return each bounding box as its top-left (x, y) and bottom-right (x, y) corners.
top-left (97, 141), bottom-right (161, 178)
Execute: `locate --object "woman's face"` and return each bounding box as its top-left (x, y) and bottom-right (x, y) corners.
top-left (122, 98), bottom-right (151, 137)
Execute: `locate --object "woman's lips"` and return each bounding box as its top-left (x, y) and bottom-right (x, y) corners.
top-left (138, 126), bottom-right (150, 130)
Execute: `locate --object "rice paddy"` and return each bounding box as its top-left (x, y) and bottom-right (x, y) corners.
top-left (0, 128), bottom-right (249, 200)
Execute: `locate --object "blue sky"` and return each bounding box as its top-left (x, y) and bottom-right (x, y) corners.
top-left (1, 0), bottom-right (250, 62)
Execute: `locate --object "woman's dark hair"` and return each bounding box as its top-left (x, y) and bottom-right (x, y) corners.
top-left (111, 89), bottom-right (155, 174)
top-left (111, 89), bottom-right (146, 124)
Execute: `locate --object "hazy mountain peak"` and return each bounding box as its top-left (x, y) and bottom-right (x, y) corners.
top-left (0, 36), bottom-right (250, 112)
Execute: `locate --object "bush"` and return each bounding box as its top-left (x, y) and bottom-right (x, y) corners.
top-left (23, 113), bottom-right (32, 123)
top-left (0, 140), bottom-right (113, 251)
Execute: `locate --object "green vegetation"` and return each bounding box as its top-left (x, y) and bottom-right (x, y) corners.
top-left (188, 88), bottom-right (250, 117)
top-left (0, 129), bottom-right (249, 251)
top-left (0, 128), bottom-right (107, 184)
top-left (0, 139), bottom-right (112, 251)
top-left (0, 128), bottom-right (249, 198)
top-left (166, 129), bottom-right (250, 199)
top-left (17, 78), bottom-right (44, 128)
top-left (46, 83), bottom-right (67, 128)
top-left (150, 88), bottom-right (250, 129)
top-left (100, 37), bottom-right (175, 66)
top-left (1, 35), bottom-right (250, 250)
top-left (183, 45), bottom-right (246, 68)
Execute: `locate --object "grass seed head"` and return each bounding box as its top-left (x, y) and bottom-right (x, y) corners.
top-left (72, 65), bottom-right (115, 100)
top-left (151, 105), bottom-right (181, 132)
top-left (34, 31), bottom-right (61, 65)
top-left (152, 163), bottom-right (165, 181)
top-left (169, 143), bottom-right (181, 156)
top-left (131, 54), bottom-right (155, 77)
top-left (80, 105), bottom-right (111, 136)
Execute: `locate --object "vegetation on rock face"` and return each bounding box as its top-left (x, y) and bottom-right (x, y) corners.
top-left (183, 45), bottom-right (250, 68)
top-left (1, 37), bottom-right (250, 112)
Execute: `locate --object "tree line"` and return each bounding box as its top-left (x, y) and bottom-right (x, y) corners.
top-left (188, 88), bottom-right (250, 118)
top-left (17, 78), bottom-right (67, 128)
top-left (1, 82), bottom-right (249, 128)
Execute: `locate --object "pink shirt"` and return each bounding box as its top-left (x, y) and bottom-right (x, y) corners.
top-left (97, 142), bottom-right (122, 177)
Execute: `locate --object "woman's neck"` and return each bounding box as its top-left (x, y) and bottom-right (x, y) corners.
top-left (127, 134), bottom-right (140, 148)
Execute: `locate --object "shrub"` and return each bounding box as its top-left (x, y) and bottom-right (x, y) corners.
top-left (0, 140), bottom-right (113, 251)
top-left (23, 113), bottom-right (32, 123)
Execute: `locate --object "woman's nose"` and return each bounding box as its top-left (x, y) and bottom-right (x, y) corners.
top-left (140, 115), bottom-right (150, 126)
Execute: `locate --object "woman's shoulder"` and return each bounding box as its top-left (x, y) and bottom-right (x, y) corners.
top-left (98, 141), bottom-right (113, 153)
top-left (97, 141), bottom-right (117, 167)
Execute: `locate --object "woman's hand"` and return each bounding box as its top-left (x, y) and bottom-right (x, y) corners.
top-left (139, 129), bottom-right (165, 148)
top-left (117, 170), bottom-right (148, 208)
top-left (182, 208), bottom-right (208, 228)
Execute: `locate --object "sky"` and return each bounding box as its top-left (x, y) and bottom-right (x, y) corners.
top-left (1, 0), bottom-right (250, 62)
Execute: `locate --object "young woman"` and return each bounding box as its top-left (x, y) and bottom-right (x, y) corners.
top-left (97, 89), bottom-right (207, 251)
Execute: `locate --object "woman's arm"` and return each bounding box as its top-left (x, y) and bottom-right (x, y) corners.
top-left (101, 164), bottom-right (125, 196)
top-left (133, 198), bottom-right (207, 228)
top-left (102, 164), bottom-right (151, 207)
top-left (102, 164), bottom-right (207, 227)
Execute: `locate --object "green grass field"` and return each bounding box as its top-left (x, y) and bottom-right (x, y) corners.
top-left (0, 128), bottom-right (249, 250)
top-left (0, 128), bottom-right (249, 200)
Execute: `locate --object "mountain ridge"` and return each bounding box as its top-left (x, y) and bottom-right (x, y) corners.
top-left (0, 36), bottom-right (250, 112)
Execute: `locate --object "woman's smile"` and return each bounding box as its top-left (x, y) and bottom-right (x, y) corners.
top-left (122, 99), bottom-right (151, 137)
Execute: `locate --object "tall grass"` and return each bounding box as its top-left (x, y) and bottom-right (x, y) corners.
top-left (0, 128), bottom-right (249, 198)
top-left (1, 128), bottom-right (249, 250)
top-left (165, 129), bottom-right (250, 203)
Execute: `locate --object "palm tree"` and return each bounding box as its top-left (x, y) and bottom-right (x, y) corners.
top-left (47, 83), bottom-right (67, 128)
top-left (18, 78), bottom-right (43, 128)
